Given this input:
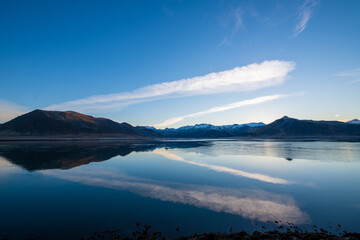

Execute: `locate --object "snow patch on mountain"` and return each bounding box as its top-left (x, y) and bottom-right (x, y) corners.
top-left (163, 122), bottom-right (265, 131)
top-left (347, 119), bottom-right (360, 124)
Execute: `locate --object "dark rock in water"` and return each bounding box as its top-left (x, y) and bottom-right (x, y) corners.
top-left (76, 223), bottom-right (360, 240)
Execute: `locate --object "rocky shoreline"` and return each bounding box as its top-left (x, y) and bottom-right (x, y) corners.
top-left (80, 229), bottom-right (360, 240)
top-left (77, 222), bottom-right (360, 240)
top-left (85, 230), bottom-right (360, 240)
top-left (2, 229), bottom-right (360, 240)
top-left (176, 231), bottom-right (360, 240)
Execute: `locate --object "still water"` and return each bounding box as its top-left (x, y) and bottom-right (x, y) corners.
top-left (0, 140), bottom-right (359, 239)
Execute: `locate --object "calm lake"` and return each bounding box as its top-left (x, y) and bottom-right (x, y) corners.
top-left (0, 140), bottom-right (359, 239)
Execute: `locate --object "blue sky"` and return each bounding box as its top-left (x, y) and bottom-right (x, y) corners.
top-left (0, 0), bottom-right (359, 127)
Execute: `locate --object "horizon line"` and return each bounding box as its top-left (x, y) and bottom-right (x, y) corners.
top-left (0, 108), bottom-right (357, 128)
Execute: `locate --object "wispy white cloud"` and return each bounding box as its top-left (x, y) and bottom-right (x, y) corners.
top-left (154, 94), bottom-right (291, 128)
top-left (153, 149), bottom-right (291, 185)
top-left (0, 99), bottom-right (28, 122)
top-left (217, 37), bottom-right (228, 47)
top-left (46, 60), bottom-right (295, 113)
top-left (218, 6), bottom-right (243, 46)
top-left (294, 0), bottom-right (318, 36)
top-left (336, 68), bottom-right (360, 77)
top-left (234, 7), bottom-right (243, 33)
top-left (335, 67), bottom-right (360, 84)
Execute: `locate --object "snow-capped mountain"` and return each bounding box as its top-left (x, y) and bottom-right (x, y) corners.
top-left (137, 122), bottom-right (265, 138)
top-left (347, 119), bottom-right (360, 124)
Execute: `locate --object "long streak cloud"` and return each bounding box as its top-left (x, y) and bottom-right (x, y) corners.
top-left (46, 60), bottom-right (295, 112)
top-left (154, 94), bottom-right (287, 128)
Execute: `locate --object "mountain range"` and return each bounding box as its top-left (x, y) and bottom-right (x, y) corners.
top-left (136, 122), bottom-right (265, 138)
top-left (0, 109), bottom-right (360, 139)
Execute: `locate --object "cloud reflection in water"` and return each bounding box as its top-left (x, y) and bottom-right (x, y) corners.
top-left (43, 167), bottom-right (308, 224)
top-left (152, 149), bottom-right (291, 185)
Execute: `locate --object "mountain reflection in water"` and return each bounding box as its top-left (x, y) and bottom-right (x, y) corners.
top-left (0, 140), bottom-right (211, 171)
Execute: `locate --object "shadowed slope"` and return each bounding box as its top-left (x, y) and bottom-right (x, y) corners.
top-left (0, 109), bottom-right (143, 137)
top-left (253, 116), bottom-right (360, 137)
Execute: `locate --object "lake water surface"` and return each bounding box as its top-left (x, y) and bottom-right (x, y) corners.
top-left (0, 140), bottom-right (359, 239)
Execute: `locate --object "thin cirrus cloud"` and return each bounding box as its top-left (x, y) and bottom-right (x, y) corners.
top-left (0, 99), bottom-right (28, 123)
top-left (154, 94), bottom-right (289, 128)
top-left (218, 6), bottom-right (243, 46)
top-left (45, 60), bottom-right (295, 113)
top-left (335, 67), bottom-right (360, 84)
top-left (336, 68), bottom-right (360, 77)
top-left (294, 0), bottom-right (318, 36)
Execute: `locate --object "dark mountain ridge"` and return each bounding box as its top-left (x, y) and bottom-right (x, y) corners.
top-left (138, 116), bottom-right (360, 139)
top-left (251, 116), bottom-right (360, 137)
top-left (0, 110), bottom-right (359, 139)
top-left (0, 109), bottom-right (144, 137)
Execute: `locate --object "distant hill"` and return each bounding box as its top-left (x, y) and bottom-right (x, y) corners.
top-left (252, 116), bottom-right (360, 137)
top-left (0, 109), bottom-right (144, 137)
top-left (347, 119), bottom-right (360, 124)
top-left (137, 123), bottom-right (265, 138)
